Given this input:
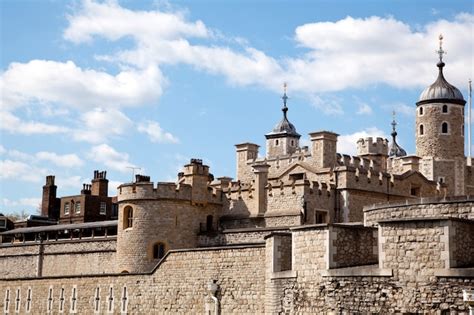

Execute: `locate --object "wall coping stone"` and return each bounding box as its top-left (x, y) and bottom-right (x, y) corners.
top-left (263, 232), bottom-right (292, 240)
top-left (320, 265), bottom-right (393, 277)
top-left (0, 237), bottom-right (117, 248)
top-left (364, 196), bottom-right (474, 212)
top-left (290, 223), bottom-right (377, 231)
top-left (378, 216), bottom-right (474, 224)
top-left (222, 226), bottom-right (290, 234)
top-left (435, 268), bottom-right (474, 278)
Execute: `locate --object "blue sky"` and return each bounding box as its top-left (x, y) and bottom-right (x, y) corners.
top-left (1, 0), bottom-right (473, 215)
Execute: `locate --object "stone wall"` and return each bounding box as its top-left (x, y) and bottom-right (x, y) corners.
top-left (450, 219), bottom-right (474, 267)
top-left (0, 245), bottom-right (265, 314)
top-left (364, 197), bottom-right (474, 226)
top-left (0, 238), bottom-right (116, 279)
top-left (329, 224), bottom-right (378, 268)
top-left (197, 227), bottom-right (289, 247)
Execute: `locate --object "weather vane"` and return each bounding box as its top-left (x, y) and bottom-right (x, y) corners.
top-left (391, 110), bottom-right (397, 133)
top-left (436, 34), bottom-right (446, 62)
top-left (282, 82), bottom-right (288, 108)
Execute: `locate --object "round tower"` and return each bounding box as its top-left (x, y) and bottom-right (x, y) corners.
top-left (415, 35), bottom-right (466, 195)
top-left (415, 35), bottom-right (466, 160)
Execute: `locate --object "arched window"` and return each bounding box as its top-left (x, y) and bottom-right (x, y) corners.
top-left (275, 140), bottom-right (279, 146)
top-left (206, 215), bottom-right (213, 231)
top-left (419, 124), bottom-right (424, 135)
top-left (291, 140), bottom-right (294, 146)
top-left (153, 242), bottom-right (166, 259)
top-left (419, 107), bottom-right (423, 115)
top-left (441, 122), bottom-right (448, 134)
top-left (442, 105), bottom-right (448, 113)
top-left (123, 206), bottom-right (133, 229)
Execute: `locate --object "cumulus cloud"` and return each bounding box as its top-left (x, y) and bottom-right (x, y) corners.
top-left (0, 160), bottom-right (47, 182)
top-left (73, 107), bottom-right (133, 143)
top-left (137, 120), bottom-right (179, 144)
top-left (2, 198), bottom-right (41, 208)
top-left (0, 111), bottom-right (69, 135)
top-left (337, 127), bottom-right (388, 155)
top-left (356, 102), bottom-right (373, 115)
top-left (36, 152), bottom-right (84, 168)
top-left (88, 144), bottom-right (137, 173)
top-left (1, 60), bottom-right (163, 111)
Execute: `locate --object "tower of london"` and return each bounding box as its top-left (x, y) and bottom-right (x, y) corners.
top-left (0, 38), bottom-right (473, 314)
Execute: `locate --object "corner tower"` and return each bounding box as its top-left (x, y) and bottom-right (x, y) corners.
top-left (265, 84), bottom-right (301, 158)
top-left (415, 35), bottom-right (466, 195)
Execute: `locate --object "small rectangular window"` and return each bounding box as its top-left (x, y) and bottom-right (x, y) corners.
top-left (100, 202), bottom-right (107, 215)
top-left (75, 202), bottom-right (81, 214)
top-left (0, 219), bottom-right (6, 228)
top-left (64, 203), bottom-right (70, 215)
top-left (4, 288), bottom-right (10, 313)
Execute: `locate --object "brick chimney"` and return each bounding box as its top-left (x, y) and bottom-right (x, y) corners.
top-left (41, 175), bottom-right (59, 220)
top-left (91, 170), bottom-right (108, 197)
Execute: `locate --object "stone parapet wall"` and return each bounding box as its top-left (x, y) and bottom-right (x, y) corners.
top-left (0, 239), bottom-right (116, 279)
top-left (329, 224), bottom-right (378, 268)
top-left (364, 197), bottom-right (474, 226)
top-left (197, 227), bottom-right (289, 247)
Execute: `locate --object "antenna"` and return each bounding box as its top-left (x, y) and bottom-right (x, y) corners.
top-left (126, 166), bottom-right (142, 182)
top-left (468, 79), bottom-right (472, 166)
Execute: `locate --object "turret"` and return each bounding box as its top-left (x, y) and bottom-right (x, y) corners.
top-left (357, 137), bottom-right (388, 171)
top-left (182, 159), bottom-right (212, 205)
top-left (309, 131), bottom-right (338, 169)
top-left (235, 143), bottom-right (259, 182)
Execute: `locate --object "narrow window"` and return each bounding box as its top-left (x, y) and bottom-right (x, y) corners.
top-left (419, 124), bottom-right (424, 135)
top-left (153, 243), bottom-right (166, 259)
top-left (419, 107), bottom-right (423, 115)
top-left (121, 287), bottom-right (128, 313)
top-left (107, 287), bottom-right (114, 314)
top-left (438, 177), bottom-right (445, 184)
top-left (291, 140), bottom-right (294, 146)
top-left (442, 105), bottom-right (448, 113)
top-left (94, 287), bottom-right (101, 313)
top-left (462, 124), bottom-right (464, 136)
top-left (442, 122), bottom-right (448, 134)
top-left (100, 202), bottom-right (107, 215)
top-left (275, 139), bottom-right (279, 146)
top-left (70, 286), bottom-right (77, 313)
top-left (47, 287), bottom-right (53, 313)
top-left (0, 218), bottom-right (6, 229)
top-left (64, 203), bottom-right (70, 215)
top-left (15, 288), bottom-right (20, 313)
top-left (25, 288), bottom-right (32, 313)
top-left (75, 202), bottom-right (81, 214)
top-left (206, 215), bottom-right (213, 231)
top-left (59, 287), bottom-right (65, 313)
top-left (124, 206), bottom-right (133, 229)
top-left (4, 288), bottom-right (10, 313)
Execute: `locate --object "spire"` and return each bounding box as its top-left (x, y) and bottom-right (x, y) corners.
top-left (282, 82), bottom-right (288, 119)
top-left (389, 111), bottom-right (407, 157)
top-left (436, 34), bottom-right (446, 72)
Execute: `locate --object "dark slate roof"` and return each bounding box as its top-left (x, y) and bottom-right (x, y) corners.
top-left (265, 92), bottom-right (301, 139)
top-left (0, 220), bottom-right (117, 235)
top-left (417, 61), bottom-right (465, 106)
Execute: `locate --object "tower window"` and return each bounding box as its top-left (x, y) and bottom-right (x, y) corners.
top-left (275, 140), bottom-right (279, 146)
top-left (441, 122), bottom-right (448, 134)
top-left (419, 124), bottom-right (424, 135)
top-left (206, 215), bottom-right (213, 231)
top-left (419, 107), bottom-right (423, 115)
top-left (123, 206), bottom-right (133, 229)
top-left (153, 242), bottom-right (166, 259)
top-left (291, 140), bottom-right (294, 146)
top-left (442, 105), bottom-right (448, 113)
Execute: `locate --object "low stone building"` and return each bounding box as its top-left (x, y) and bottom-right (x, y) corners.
top-left (0, 38), bottom-right (473, 314)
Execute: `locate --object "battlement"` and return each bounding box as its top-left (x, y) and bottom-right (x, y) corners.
top-left (357, 137), bottom-right (388, 156)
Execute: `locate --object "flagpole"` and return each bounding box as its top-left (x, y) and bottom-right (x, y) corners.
top-left (468, 78), bottom-right (472, 166)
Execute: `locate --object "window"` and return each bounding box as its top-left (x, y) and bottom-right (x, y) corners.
top-left (442, 105), bottom-right (448, 113)
top-left (419, 124), bottom-right (424, 135)
top-left (124, 206), bottom-right (133, 229)
top-left (107, 287), bottom-right (114, 314)
top-left (206, 215), bottom-right (213, 231)
top-left (4, 289), bottom-right (10, 313)
top-left (462, 124), bottom-right (464, 136)
top-left (275, 139), bottom-right (279, 146)
top-left (419, 107), bottom-right (423, 115)
top-left (64, 203), bottom-right (70, 215)
top-left (15, 288), bottom-right (20, 313)
top-left (74, 202), bottom-right (81, 214)
top-left (111, 204), bottom-right (119, 218)
top-left (153, 242), bottom-right (166, 259)
top-left (315, 211), bottom-right (327, 224)
top-left (291, 140), bottom-right (294, 146)
top-left (94, 287), bottom-right (101, 313)
top-left (70, 286), bottom-right (77, 313)
top-left (47, 287), bottom-right (53, 313)
top-left (0, 219), bottom-right (6, 229)
top-left (100, 202), bottom-right (107, 215)
top-left (438, 177), bottom-right (445, 184)
top-left (441, 122), bottom-right (448, 134)
top-left (121, 287), bottom-right (128, 313)
top-left (25, 288), bottom-right (32, 313)
top-left (410, 186), bottom-right (420, 197)
top-left (59, 287), bottom-right (65, 313)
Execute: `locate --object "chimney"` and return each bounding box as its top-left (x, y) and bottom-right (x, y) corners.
top-left (91, 170), bottom-right (109, 197)
top-left (253, 163), bottom-right (270, 216)
top-left (41, 175), bottom-right (59, 220)
top-left (309, 131), bottom-right (339, 169)
top-left (81, 184), bottom-right (92, 195)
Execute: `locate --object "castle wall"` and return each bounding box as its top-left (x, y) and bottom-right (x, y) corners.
top-left (364, 198), bottom-right (474, 226)
top-left (0, 239), bottom-right (116, 279)
top-left (0, 245), bottom-right (265, 314)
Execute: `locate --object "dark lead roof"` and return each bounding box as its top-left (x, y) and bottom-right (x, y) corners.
top-left (389, 113), bottom-right (407, 158)
top-left (0, 220), bottom-right (118, 235)
top-left (265, 87), bottom-right (301, 139)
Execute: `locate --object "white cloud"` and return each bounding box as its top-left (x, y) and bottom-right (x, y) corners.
top-left (0, 111), bottom-right (69, 135)
top-left (108, 180), bottom-right (124, 192)
top-left (0, 145), bottom-right (5, 155)
top-left (88, 144), bottom-right (137, 173)
top-left (337, 127), bottom-right (388, 155)
top-left (356, 103), bottom-right (373, 115)
top-left (73, 107), bottom-right (133, 143)
top-left (1, 60), bottom-right (163, 111)
top-left (137, 120), bottom-right (179, 144)
top-left (0, 160), bottom-right (47, 182)
top-left (2, 198), bottom-right (41, 208)
top-left (36, 152), bottom-right (84, 168)
top-left (55, 175), bottom-right (84, 189)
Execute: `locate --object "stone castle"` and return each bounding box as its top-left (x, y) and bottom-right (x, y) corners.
top-left (0, 38), bottom-right (473, 314)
